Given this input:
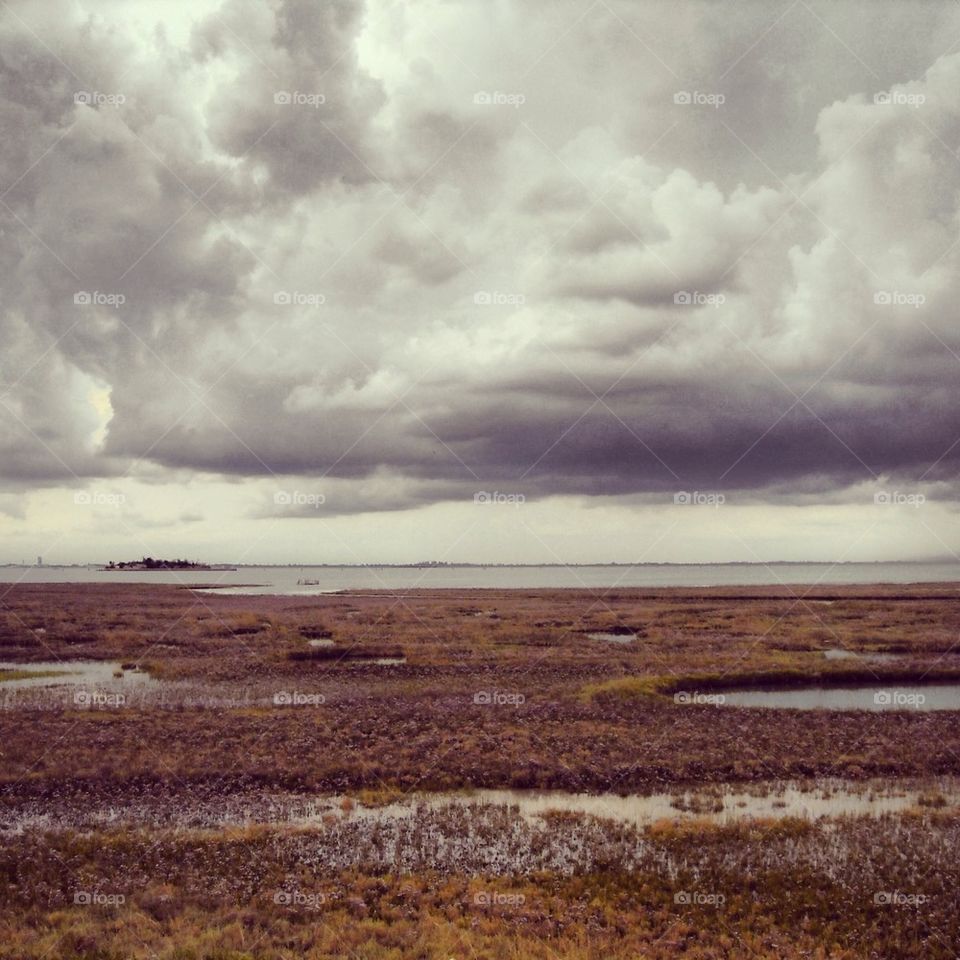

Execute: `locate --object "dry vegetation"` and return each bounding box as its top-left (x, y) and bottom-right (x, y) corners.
top-left (1, 582), bottom-right (959, 956)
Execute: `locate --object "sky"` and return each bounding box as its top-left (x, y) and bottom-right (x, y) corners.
top-left (1, 0), bottom-right (959, 565)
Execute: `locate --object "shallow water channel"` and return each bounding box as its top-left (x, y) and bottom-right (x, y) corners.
top-left (0, 660), bottom-right (155, 689)
top-left (331, 779), bottom-right (957, 829)
top-left (719, 683), bottom-right (960, 711)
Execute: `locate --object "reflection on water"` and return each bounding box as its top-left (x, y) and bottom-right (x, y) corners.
top-left (721, 683), bottom-right (960, 711)
top-left (0, 660), bottom-right (155, 689)
top-left (319, 778), bottom-right (960, 829)
top-left (588, 632), bottom-right (636, 643)
top-left (6, 777), bottom-right (955, 835)
top-left (822, 649), bottom-right (901, 662)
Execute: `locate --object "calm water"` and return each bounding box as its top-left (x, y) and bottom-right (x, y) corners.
top-left (822, 649), bottom-right (902, 661)
top-left (721, 684), bottom-right (960, 711)
top-left (5, 779), bottom-right (956, 834)
top-left (588, 632), bottom-right (637, 643)
top-left (0, 660), bottom-right (155, 689)
top-left (1, 562), bottom-right (959, 594)
top-left (343, 780), bottom-right (960, 827)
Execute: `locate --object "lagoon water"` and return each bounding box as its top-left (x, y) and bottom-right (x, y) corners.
top-left (1, 561), bottom-right (959, 594)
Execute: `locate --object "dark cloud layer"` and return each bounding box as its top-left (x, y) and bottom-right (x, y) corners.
top-left (1, 0), bottom-right (959, 521)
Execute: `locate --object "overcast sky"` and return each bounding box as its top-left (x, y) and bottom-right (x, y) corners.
top-left (1, 0), bottom-right (959, 565)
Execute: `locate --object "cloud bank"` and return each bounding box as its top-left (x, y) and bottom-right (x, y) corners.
top-left (1, 0), bottom-right (959, 561)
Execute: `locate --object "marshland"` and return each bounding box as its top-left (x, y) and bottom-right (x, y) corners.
top-left (0, 582), bottom-right (958, 956)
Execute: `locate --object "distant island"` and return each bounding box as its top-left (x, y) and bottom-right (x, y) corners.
top-left (103, 557), bottom-right (235, 571)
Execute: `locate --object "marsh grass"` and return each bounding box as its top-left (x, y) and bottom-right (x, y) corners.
top-left (0, 668), bottom-right (71, 683)
top-left (2, 806), bottom-right (959, 958)
top-left (3, 582), bottom-right (960, 958)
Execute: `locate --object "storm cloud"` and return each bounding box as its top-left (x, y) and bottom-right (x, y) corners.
top-left (1, 0), bottom-right (959, 561)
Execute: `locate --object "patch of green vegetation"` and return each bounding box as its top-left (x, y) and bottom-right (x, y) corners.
top-left (580, 675), bottom-right (665, 700)
top-left (0, 668), bottom-right (73, 683)
top-left (583, 664), bottom-right (960, 701)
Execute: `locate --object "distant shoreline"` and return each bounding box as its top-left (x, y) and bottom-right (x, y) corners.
top-left (1, 559), bottom-right (956, 570)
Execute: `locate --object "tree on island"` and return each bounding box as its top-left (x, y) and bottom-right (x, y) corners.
top-left (108, 557), bottom-right (210, 570)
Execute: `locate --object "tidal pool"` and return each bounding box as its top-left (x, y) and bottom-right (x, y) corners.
top-left (0, 660), bottom-right (155, 689)
top-left (320, 778), bottom-right (960, 829)
top-left (6, 777), bottom-right (955, 835)
top-left (588, 632), bottom-right (636, 643)
top-left (720, 683), bottom-right (960, 711)
top-left (822, 648), bottom-right (901, 662)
